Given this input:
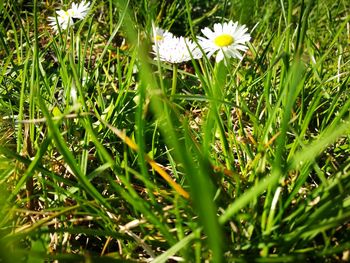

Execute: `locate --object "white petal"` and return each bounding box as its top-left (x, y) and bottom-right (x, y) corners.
top-left (213, 23), bottom-right (223, 34)
top-left (215, 50), bottom-right (224, 62)
top-left (234, 44), bottom-right (249, 51)
top-left (201, 27), bottom-right (215, 39)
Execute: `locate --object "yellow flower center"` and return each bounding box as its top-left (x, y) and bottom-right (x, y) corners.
top-left (214, 34), bottom-right (234, 47)
top-left (155, 35), bottom-right (163, 41)
top-left (62, 10), bottom-right (70, 19)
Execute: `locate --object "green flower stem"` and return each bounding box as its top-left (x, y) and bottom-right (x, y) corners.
top-left (171, 63), bottom-right (178, 99)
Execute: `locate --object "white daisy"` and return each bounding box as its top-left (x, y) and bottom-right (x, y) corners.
top-left (197, 20), bottom-right (251, 63)
top-left (152, 26), bottom-right (173, 43)
top-left (48, 1), bottom-right (91, 33)
top-left (152, 35), bottom-right (202, 64)
top-left (68, 1), bottom-right (91, 20)
top-left (48, 10), bottom-right (73, 32)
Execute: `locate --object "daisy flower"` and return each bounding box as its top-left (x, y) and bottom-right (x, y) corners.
top-left (68, 1), bottom-right (91, 20)
top-left (48, 1), bottom-right (91, 33)
top-left (48, 10), bottom-right (73, 32)
top-left (197, 20), bottom-right (251, 63)
top-left (152, 35), bottom-right (202, 64)
top-left (152, 26), bottom-right (173, 44)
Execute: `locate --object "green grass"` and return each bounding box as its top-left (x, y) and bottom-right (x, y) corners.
top-left (0, 0), bottom-right (350, 262)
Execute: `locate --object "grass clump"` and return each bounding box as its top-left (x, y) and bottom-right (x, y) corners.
top-left (0, 0), bottom-right (350, 262)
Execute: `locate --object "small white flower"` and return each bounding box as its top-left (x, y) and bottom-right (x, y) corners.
top-left (197, 20), bottom-right (251, 63)
top-left (69, 1), bottom-right (90, 20)
top-left (48, 10), bottom-right (73, 32)
top-left (152, 26), bottom-right (173, 43)
top-left (152, 35), bottom-right (202, 64)
top-left (48, 1), bottom-right (91, 33)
